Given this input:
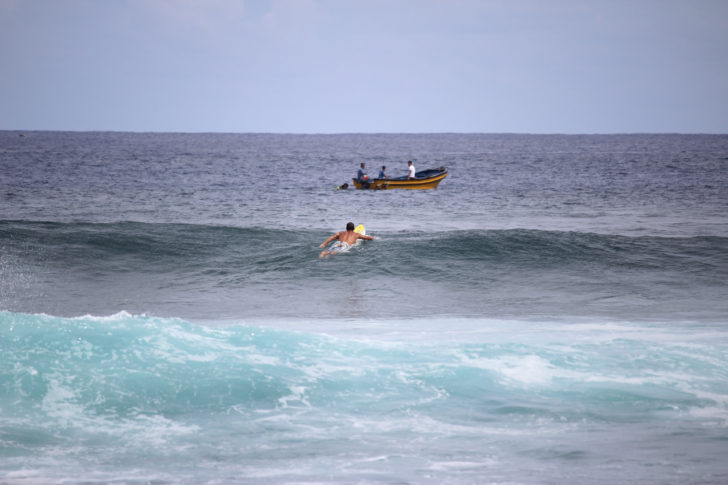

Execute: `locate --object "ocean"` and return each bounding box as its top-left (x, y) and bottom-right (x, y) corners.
top-left (1, 131), bottom-right (727, 484)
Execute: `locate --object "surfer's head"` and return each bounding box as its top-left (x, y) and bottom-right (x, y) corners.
top-left (346, 222), bottom-right (355, 231)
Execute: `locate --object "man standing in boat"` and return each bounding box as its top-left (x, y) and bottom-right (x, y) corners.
top-left (357, 163), bottom-right (371, 189)
top-left (407, 160), bottom-right (416, 179)
top-left (357, 163), bottom-right (368, 182)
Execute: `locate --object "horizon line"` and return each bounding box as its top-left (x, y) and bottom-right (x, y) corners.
top-left (3, 129), bottom-right (727, 136)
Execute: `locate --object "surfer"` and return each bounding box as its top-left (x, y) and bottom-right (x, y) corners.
top-left (319, 222), bottom-right (373, 258)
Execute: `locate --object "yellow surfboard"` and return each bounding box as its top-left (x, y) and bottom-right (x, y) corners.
top-left (354, 224), bottom-right (366, 245)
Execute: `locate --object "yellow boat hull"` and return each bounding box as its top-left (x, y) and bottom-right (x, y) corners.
top-left (353, 167), bottom-right (448, 190)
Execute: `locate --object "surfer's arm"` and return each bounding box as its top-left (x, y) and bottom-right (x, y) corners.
top-left (319, 233), bottom-right (339, 248)
top-left (358, 234), bottom-right (374, 241)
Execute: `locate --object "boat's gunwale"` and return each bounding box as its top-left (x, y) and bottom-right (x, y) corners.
top-left (352, 167), bottom-right (447, 190)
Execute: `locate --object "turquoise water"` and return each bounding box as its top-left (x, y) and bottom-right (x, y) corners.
top-left (2, 311), bottom-right (728, 484)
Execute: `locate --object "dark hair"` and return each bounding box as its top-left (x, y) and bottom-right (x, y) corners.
top-left (346, 222), bottom-right (355, 231)
top-left (381, 165), bottom-right (386, 170)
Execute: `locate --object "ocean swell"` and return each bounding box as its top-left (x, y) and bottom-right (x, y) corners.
top-left (2, 220), bottom-right (727, 321)
top-left (3, 220), bottom-right (726, 277)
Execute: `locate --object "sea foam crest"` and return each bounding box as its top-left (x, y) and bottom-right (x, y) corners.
top-left (2, 311), bottom-right (727, 429)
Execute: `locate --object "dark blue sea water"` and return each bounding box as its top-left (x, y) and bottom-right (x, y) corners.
top-left (1, 131), bottom-right (727, 484)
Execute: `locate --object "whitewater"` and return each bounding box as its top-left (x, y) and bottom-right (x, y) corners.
top-left (1, 132), bottom-right (727, 484)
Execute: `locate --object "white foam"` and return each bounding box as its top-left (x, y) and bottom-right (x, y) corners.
top-left (457, 354), bottom-right (559, 386)
top-left (239, 316), bottom-right (728, 347)
top-left (41, 376), bottom-right (85, 429)
top-left (278, 385), bottom-right (310, 408)
top-left (71, 310), bottom-right (136, 321)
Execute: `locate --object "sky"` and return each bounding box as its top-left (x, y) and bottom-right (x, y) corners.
top-left (1, 0), bottom-right (727, 134)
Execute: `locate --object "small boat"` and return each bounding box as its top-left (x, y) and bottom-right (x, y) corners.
top-left (352, 167), bottom-right (448, 190)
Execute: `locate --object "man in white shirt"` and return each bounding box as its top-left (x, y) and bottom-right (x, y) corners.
top-left (407, 160), bottom-right (416, 179)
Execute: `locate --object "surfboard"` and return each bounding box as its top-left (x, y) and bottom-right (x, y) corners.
top-left (354, 224), bottom-right (366, 245)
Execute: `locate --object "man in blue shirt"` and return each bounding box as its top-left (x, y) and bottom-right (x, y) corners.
top-left (357, 163), bottom-right (367, 182)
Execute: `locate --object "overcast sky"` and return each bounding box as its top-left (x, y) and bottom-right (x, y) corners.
top-left (1, 0), bottom-right (727, 133)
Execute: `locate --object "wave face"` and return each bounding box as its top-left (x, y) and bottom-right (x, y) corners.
top-left (2, 220), bottom-right (727, 321)
top-left (2, 311), bottom-right (728, 484)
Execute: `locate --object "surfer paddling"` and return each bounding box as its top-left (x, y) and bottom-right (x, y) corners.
top-left (319, 222), bottom-right (373, 258)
